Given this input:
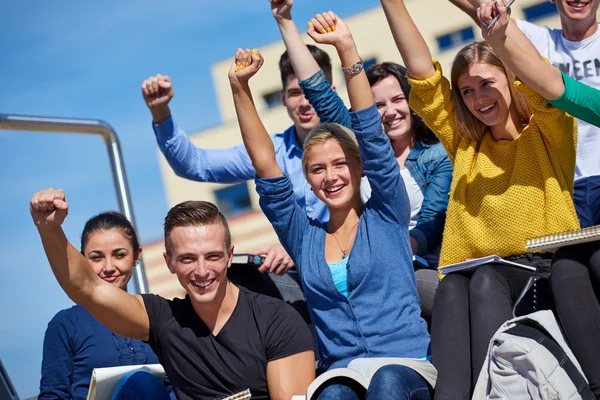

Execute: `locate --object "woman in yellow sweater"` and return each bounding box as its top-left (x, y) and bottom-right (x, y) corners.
top-left (379, 0), bottom-right (580, 398)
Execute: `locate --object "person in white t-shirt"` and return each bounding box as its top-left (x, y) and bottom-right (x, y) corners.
top-left (450, 0), bottom-right (600, 228)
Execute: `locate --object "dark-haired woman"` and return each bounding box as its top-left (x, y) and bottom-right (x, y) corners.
top-left (39, 212), bottom-right (169, 400)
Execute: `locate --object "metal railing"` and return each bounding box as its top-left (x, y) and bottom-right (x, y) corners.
top-left (0, 114), bottom-right (148, 294)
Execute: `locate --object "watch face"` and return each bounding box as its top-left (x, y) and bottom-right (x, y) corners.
top-left (352, 64), bottom-right (363, 74)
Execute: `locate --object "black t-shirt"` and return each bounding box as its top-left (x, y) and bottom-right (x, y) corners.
top-left (142, 286), bottom-right (314, 399)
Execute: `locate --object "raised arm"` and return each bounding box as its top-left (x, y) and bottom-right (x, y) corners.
top-left (449, 0), bottom-right (480, 24)
top-left (31, 189), bottom-right (149, 341)
top-left (142, 74), bottom-right (256, 183)
top-left (270, 1), bottom-right (352, 128)
top-left (479, 0), bottom-right (564, 100)
top-left (229, 49), bottom-right (282, 178)
top-left (307, 12), bottom-right (373, 111)
top-left (308, 14), bottom-right (409, 225)
top-left (270, 0), bottom-right (320, 81)
top-left (379, 0), bottom-right (436, 80)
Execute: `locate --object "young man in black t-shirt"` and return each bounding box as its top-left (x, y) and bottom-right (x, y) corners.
top-left (31, 189), bottom-right (315, 400)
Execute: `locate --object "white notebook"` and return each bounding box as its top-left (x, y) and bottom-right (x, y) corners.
top-left (438, 255), bottom-right (535, 275)
top-left (526, 225), bottom-right (600, 252)
top-left (86, 364), bottom-right (165, 400)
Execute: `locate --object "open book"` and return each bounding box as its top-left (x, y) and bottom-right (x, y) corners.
top-left (438, 255), bottom-right (536, 275)
top-left (291, 358), bottom-right (436, 400)
top-left (526, 225), bottom-right (600, 252)
top-left (86, 364), bottom-right (165, 400)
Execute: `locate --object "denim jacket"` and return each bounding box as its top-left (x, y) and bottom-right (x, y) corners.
top-left (300, 70), bottom-right (452, 262)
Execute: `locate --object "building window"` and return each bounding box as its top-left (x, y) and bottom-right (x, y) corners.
top-left (214, 183), bottom-right (252, 216)
top-left (523, 2), bottom-right (557, 21)
top-left (263, 90), bottom-right (281, 109)
top-left (363, 57), bottom-right (378, 71)
top-left (437, 26), bottom-right (475, 51)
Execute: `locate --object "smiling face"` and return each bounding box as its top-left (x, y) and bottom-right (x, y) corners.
top-left (552, 0), bottom-right (600, 24)
top-left (164, 223), bottom-right (233, 307)
top-left (371, 75), bottom-right (414, 141)
top-left (457, 62), bottom-right (513, 128)
top-left (281, 76), bottom-right (321, 142)
top-left (84, 228), bottom-right (139, 291)
top-left (304, 138), bottom-right (362, 210)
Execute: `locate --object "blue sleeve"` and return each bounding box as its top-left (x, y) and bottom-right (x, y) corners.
top-left (351, 104), bottom-right (410, 225)
top-left (299, 69), bottom-right (352, 128)
top-left (153, 116), bottom-right (257, 183)
top-left (256, 176), bottom-right (310, 268)
top-left (39, 311), bottom-right (73, 399)
top-left (410, 151), bottom-right (452, 255)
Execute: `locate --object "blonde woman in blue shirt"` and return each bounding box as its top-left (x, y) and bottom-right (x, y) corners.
top-left (228, 12), bottom-right (434, 400)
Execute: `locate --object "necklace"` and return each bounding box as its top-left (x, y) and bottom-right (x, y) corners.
top-left (330, 220), bottom-right (360, 258)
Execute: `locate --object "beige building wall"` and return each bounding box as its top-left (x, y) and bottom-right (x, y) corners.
top-left (147, 1), bottom-right (574, 291)
top-left (160, 0), bottom-right (564, 211)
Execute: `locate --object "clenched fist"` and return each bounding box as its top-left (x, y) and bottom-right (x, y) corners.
top-left (270, 0), bottom-right (293, 21)
top-left (307, 12), bottom-right (353, 50)
top-left (141, 74), bottom-right (174, 123)
top-left (228, 48), bottom-right (265, 87)
top-left (30, 188), bottom-right (69, 229)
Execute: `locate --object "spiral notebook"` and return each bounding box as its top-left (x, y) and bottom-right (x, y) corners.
top-left (526, 225), bottom-right (600, 252)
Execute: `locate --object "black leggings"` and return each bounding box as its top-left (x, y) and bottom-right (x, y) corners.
top-left (551, 241), bottom-right (600, 398)
top-left (431, 258), bottom-right (545, 400)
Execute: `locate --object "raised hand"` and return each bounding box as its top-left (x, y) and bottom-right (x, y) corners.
top-left (228, 48), bottom-right (265, 87)
top-left (270, 0), bottom-right (293, 21)
top-left (307, 12), bottom-right (353, 50)
top-left (478, 0), bottom-right (510, 42)
top-left (141, 74), bottom-right (174, 123)
top-left (30, 188), bottom-right (69, 229)
top-left (141, 74), bottom-right (174, 110)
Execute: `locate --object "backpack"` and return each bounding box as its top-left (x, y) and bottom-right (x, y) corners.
top-left (472, 310), bottom-right (594, 400)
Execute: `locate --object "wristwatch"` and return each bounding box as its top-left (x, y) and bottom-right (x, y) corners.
top-left (342, 58), bottom-right (364, 75)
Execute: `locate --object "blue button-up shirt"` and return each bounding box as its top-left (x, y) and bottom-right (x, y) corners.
top-left (153, 117), bottom-right (329, 223)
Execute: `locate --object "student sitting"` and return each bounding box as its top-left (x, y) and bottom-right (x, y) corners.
top-left (479, 1), bottom-right (600, 396)
top-left (268, 0), bottom-right (452, 320)
top-left (449, 0), bottom-right (600, 228)
top-left (39, 212), bottom-right (171, 400)
top-left (378, 0), bottom-right (580, 398)
top-left (228, 12), bottom-right (434, 399)
top-left (30, 189), bottom-right (315, 400)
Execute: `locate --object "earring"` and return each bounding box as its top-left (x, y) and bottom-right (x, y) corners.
top-left (134, 261), bottom-right (139, 267)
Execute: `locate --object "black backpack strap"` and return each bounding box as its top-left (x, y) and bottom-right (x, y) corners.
top-left (505, 323), bottom-right (595, 400)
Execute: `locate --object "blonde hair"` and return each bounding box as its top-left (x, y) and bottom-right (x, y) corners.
top-left (450, 41), bottom-right (530, 142)
top-left (302, 122), bottom-right (361, 177)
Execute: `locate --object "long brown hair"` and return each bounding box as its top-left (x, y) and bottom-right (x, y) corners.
top-left (450, 41), bottom-right (530, 142)
top-left (366, 62), bottom-right (439, 145)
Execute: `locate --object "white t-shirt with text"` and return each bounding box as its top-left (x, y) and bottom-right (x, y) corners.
top-left (517, 20), bottom-right (600, 181)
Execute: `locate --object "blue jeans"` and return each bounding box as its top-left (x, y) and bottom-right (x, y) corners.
top-left (111, 370), bottom-right (172, 400)
top-left (574, 175), bottom-right (600, 228)
top-left (315, 365), bottom-right (433, 400)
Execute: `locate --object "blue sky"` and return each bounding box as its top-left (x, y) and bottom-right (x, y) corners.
top-left (0, 0), bottom-right (381, 397)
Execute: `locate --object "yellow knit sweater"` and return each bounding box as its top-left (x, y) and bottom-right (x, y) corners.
top-left (408, 61), bottom-right (580, 268)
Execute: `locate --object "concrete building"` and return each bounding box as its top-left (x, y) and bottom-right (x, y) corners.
top-left (144, 0), bottom-right (572, 295)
